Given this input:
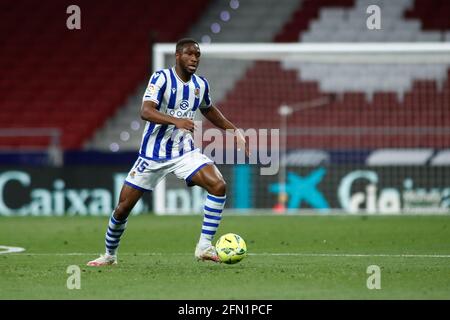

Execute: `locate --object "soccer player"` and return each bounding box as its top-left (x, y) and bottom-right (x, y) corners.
top-left (87, 38), bottom-right (248, 266)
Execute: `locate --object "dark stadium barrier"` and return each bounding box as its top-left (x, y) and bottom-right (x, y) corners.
top-left (0, 167), bottom-right (151, 216)
top-left (0, 165), bottom-right (448, 216)
top-left (161, 164), bottom-right (450, 214)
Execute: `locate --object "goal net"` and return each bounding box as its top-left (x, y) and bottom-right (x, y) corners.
top-left (152, 43), bottom-right (450, 215)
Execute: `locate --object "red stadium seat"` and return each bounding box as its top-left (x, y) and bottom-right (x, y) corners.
top-left (220, 59), bottom-right (450, 149)
top-left (0, 0), bottom-right (209, 150)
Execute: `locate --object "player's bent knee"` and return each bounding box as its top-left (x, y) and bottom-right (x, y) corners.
top-left (209, 179), bottom-right (226, 196)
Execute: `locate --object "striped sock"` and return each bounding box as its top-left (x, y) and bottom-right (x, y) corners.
top-left (104, 212), bottom-right (128, 256)
top-left (199, 193), bottom-right (226, 249)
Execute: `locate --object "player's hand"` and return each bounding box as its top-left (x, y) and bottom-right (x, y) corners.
top-left (174, 118), bottom-right (196, 132)
top-left (236, 129), bottom-right (250, 157)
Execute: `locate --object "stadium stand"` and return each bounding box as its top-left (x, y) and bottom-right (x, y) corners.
top-left (88, 0), bottom-right (300, 151)
top-left (4, 0), bottom-right (448, 152)
top-left (87, 0), bottom-right (449, 153)
top-left (405, 0), bottom-right (450, 31)
top-left (0, 0), bottom-right (209, 150)
top-left (274, 0), bottom-right (355, 43)
top-left (215, 0), bottom-right (450, 149)
top-left (221, 60), bottom-right (450, 148)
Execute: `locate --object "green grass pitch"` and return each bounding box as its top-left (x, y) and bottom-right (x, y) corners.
top-left (0, 215), bottom-right (449, 299)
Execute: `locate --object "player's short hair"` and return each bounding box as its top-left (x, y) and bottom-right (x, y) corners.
top-left (176, 38), bottom-right (199, 53)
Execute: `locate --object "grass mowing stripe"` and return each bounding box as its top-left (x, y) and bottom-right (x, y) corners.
top-left (1, 215), bottom-right (449, 299)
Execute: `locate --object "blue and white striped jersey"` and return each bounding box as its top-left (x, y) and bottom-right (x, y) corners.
top-left (139, 67), bottom-right (212, 160)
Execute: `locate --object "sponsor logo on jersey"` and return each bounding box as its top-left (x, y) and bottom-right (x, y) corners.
top-left (180, 100), bottom-right (189, 110)
top-left (148, 84), bottom-right (155, 96)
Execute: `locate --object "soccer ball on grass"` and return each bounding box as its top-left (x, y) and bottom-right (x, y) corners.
top-left (215, 233), bottom-right (247, 264)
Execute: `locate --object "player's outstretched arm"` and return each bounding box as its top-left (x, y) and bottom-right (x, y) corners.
top-left (201, 106), bottom-right (249, 156)
top-left (141, 100), bottom-right (195, 132)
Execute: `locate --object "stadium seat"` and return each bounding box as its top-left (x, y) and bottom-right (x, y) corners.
top-left (0, 0), bottom-right (209, 150)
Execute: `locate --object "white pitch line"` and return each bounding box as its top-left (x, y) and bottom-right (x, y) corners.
top-left (4, 252), bottom-right (450, 258)
top-left (0, 246), bottom-right (26, 255)
top-left (250, 253), bottom-right (450, 258)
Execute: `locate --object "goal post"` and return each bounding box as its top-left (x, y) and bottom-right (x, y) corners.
top-left (151, 42), bottom-right (450, 215)
top-left (154, 42), bottom-right (450, 64)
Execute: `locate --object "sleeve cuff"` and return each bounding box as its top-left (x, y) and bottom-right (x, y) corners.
top-left (143, 97), bottom-right (160, 104)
